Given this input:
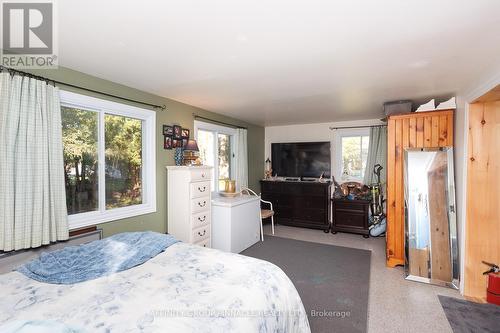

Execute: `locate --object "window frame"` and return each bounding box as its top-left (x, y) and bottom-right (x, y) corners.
top-left (60, 90), bottom-right (156, 229)
top-left (193, 120), bottom-right (236, 191)
top-left (334, 128), bottom-right (370, 183)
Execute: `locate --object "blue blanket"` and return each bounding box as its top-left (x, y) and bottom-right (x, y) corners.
top-left (17, 231), bottom-right (178, 284)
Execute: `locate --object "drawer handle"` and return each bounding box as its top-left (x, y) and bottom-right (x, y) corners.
top-left (197, 230), bottom-right (206, 237)
top-left (198, 186), bottom-right (207, 192)
top-left (201, 173), bottom-right (206, 178)
top-left (198, 215), bottom-right (206, 222)
top-left (197, 201), bottom-right (206, 207)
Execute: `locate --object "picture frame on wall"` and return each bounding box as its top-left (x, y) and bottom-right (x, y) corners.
top-left (173, 125), bottom-right (182, 139)
top-left (182, 138), bottom-right (188, 147)
top-left (172, 139), bottom-right (181, 148)
top-left (181, 128), bottom-right (190, 139)
top-left (163, 125), bottom-right (173, 136)
top-left (164, 136), bottom-right (172, 150)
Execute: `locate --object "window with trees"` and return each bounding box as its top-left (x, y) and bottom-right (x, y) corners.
top-left (335, 129), bottom-right (370, 182)
top-left (60, 91), bottom-right (156, 229)
top-left (194, 121), bottom-right (235, 191)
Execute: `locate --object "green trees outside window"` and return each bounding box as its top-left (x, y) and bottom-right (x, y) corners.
top-left (62, 107), bottom-right (143, 215)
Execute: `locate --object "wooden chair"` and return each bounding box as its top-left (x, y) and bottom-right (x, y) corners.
top-left (242, 188), bottom-right (275, 241)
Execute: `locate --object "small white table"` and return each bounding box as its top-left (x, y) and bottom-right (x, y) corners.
top-left (211, 193), bottom-right (261, 253)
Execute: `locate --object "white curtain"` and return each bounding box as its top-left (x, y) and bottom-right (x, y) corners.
top-left (234, 128), bottom-right (248, 191)
top-left (0, 73), bottom-right (68, 251)
top-left (363, 126), bottom-right (387, 185)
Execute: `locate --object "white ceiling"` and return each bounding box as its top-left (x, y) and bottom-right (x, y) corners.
top-left (59, 0), bottom-right (500, 126)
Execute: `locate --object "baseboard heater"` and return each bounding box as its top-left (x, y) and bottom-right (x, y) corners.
top-left (0, 228), bottom-right (102, 274)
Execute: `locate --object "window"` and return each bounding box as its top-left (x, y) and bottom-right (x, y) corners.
top-left (60, 91), bottom-right (156, 229)
top-left (194, 121), bottom-right (235, 191)
top-left (335, 129), bottom-right (370, 182)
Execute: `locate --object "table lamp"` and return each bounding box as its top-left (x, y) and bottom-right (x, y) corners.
top-left (183, 139), bottom-right (199, 165)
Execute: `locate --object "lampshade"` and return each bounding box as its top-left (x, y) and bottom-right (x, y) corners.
top-left (184, 139), bottom-right (199, 152)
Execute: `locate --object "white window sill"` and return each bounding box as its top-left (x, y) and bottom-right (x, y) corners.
top-left (68, 203), bottom-right (157, 229)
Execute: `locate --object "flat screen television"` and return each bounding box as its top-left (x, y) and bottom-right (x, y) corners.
top-left (271, 142), bottom-right (331, 178)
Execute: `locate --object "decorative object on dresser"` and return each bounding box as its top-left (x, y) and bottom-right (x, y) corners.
top-left (174, 147), bottom-right (184, 165)
top-left (260, 180), bottom-right (330, 232)
top-left (223, 179), bottom-right (237, 193)
top-left (386, 109), bottom-right (454, 268)
top-left (211, 193), bottom-right (261, 253)
top-left (264, 158), bottom-right (272, 179)
top-left (167, 166), bottom-right (213, 247)
top-left (331, 199), bottom-right (370, 238)
top-left (182, 139), bottom-right (199, 165)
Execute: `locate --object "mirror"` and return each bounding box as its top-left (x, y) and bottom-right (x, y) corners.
top-left (404, 147), bottom-right (458, 289)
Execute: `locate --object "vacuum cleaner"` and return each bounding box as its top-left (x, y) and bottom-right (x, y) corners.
top-left (369, 164), bottom-right (387, 237)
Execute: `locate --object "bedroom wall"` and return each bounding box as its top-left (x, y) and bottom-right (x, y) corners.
top-left (30, 67), bottom-right (265, 237)
top-left (264, 119), bottom-right (384, 180)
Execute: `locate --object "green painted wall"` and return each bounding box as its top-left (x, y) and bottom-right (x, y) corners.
top-left (31, 67), bottom-right (265, 237)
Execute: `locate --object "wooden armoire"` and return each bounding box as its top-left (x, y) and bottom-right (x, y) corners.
top-left (386, 109), bottom-right (454, 267)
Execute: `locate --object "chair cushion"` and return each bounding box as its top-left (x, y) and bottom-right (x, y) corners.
top-left (261, 209), bottom-right (274, 219)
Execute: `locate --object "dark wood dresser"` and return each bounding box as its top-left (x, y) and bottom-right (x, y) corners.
top-left (331, 199), bottom-right (370, 237)
top-left (260, 180), bottom-right (330, 232)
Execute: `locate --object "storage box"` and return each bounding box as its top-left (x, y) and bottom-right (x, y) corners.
top-left (384, 100), bottom-right (412, 116)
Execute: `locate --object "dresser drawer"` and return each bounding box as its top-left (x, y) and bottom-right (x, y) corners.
top-left (190, 181), bottom-right (210, 198)
top-left (192, 225), bottom-right (210, 243)
top-left (190, 168), bottom-right (211, 182)
top-left (194, 237), bottom-right (210, 248)
top-left (192, 211), bottom-right (210, 229)
top-left (334, 212), bottom-right (367, 229)
top-left (191, 196), bottom-right (210, 213)
top-left (334, 201), bottom-right (366, 214)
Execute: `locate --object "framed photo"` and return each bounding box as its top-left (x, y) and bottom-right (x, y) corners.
top-left (182, 139), bottom-right (188, 148)
top-left (172, 139), bottom-right (181, 148)
top-left (163, 125), bottom-right (173, 136)
top-left (173, 125), bottom-right (182, 139)
top-left (163, 136), bottom-right (172, 150)
top-left (181, 128), bottom-right (190, 139)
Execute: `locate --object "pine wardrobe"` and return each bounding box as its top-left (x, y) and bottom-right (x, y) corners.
top-left (386, 109), bottom-right (454, 267)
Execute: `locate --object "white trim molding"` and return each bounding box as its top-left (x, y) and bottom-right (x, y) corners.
top-left (194, 120), bottom-right (237, 191)
top-left (60, 90), bottom-right (157, 229)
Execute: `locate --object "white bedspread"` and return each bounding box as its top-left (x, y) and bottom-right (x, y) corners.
top-left (0, 243), bottom-right (310, 333)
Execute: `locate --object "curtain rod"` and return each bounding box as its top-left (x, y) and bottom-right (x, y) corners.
top-left (193, 114), bottom-right (247, 129)
top-left (329, 124), bottom-right (387, 130)
top-left (0, 65), bottom-right (166, 111)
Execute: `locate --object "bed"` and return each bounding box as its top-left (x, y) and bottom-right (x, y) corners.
top-left (0, 240), bottom-right (310, 332)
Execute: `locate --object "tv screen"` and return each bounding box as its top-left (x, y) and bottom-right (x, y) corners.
top-left (271, 142), bottom-right (331, 178)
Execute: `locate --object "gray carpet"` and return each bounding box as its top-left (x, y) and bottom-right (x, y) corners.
top-left (439, 295), bottom-right (500, 333)
top-left (240, 236), bottom-right (371, 333)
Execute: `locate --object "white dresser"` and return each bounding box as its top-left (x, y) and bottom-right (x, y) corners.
top-left (167, 166), bottom-right (213, 247)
